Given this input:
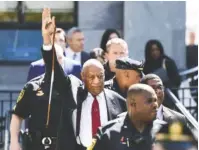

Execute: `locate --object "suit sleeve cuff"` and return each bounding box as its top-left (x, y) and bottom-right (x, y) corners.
top-left (43, 44), bottom-right (52, 51)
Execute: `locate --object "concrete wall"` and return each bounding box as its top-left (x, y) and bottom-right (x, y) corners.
top-left (124, 1), bottom-right (186, 69)
top-left (78, 1), bottom-right (123, 51)
top-left (0, 1), bottom-right (186, 90)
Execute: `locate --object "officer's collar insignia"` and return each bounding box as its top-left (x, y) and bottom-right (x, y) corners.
top-left (156, 122), bottom-right (193, 141)
top-left (17, 89), bottom-right (25, 103)
top-left (87, 138), bottom-right (97, 150)
top-left (120, 136), bottom-right (126, 144)
top-left (36, 89), bottom-right (44, 96)
top-left (170, 122), bottom-right (182, 135)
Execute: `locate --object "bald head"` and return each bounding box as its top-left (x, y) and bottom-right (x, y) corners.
top-left (81, 59), bottom-right (105, 96)
top-left (82, 59), bottom-right (104, 74)
top-left (127, 83), bottom-right (156, 100)
top-left (127, 83), bottom-right (158, 122)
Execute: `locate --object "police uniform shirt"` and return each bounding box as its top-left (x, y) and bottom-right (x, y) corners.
top-left (104, 61), bottom-right (115, 81)
top-left (12, 75), bottom-right (63, 136)
top-left (90, 114), bottom-right (155, 150)
top-left (105, 77), bottom-right (126, 98)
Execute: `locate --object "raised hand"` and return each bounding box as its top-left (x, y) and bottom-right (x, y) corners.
top-left (42, 8), bottom-right (56, 45)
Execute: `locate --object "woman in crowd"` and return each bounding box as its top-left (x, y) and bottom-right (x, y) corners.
top-left (143, 39), bottom-right (181, 107)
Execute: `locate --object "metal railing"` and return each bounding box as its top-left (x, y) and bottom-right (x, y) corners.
top-left (0, 90), bottom-right (19, 147)
top-left (171, 86), bottom-right (198, 119)
top-left (4, 110), bottom-right (11, 150)
top-left (166, 89), bottom-right (198, 140)
top-left (177, 66), bottom-right (198, 119)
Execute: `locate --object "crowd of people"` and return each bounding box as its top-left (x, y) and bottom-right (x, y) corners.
top-left (9, 8), bottom-right (197, 150)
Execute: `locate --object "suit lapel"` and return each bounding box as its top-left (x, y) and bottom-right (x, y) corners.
top-left (104, 89), bottom-right (117, 120)
top-left (162, 106), bottom-right (172, 123)
top-left (81, 52), bottom-right (84, 65)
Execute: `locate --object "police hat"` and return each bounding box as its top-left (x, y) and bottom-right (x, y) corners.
top-left (155, 121), bottom-right (197, 150)
top-left (115, 57), bottom-right (144, 76)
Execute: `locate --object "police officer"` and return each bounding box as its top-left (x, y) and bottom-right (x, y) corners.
top-left (9, 8), bottom-right (77, 150)
top-left (105, 57), bottom-right (144, 98)
top-left (154, 121), bottom-right (198, 150)
top-left (88, 83), bottom-right (163, 150)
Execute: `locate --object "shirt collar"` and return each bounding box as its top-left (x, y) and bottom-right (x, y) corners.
top-left (157, 104), bottom-right (163, 120)
top-left (87, 91), bottom-right (104, 100)
top-left (124, 114), bottom-right (153, 134)
top-left (66, 47), bottom-right (81, 56)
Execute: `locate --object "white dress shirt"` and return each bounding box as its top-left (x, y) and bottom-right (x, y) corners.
top-left (43, 45), bottom-right (106, 146)
top-left (73, 91), bottom-right (108, 147)
top-left (65, 47), bottom-right (81, 65)
top-left (157, 104), bottom-right (163, 120)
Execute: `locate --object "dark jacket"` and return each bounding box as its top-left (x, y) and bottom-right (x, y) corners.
top-left (144, 56), bottom-right (181, 88)
top-left (162, 106), bottom-right (187, 124)
top-left (117, 106), bottom-right (187, 125)
top-left (81, 51), bottom-right (91, 65)
top-left (92, 114), bottom-right (166, 150)
top-left (104, 61), bottom-right (115, 81)
top-left (186, 45), bottom-right (198, 69)
top-left (105, 77), bottom-right (126, 98)
top-left (27, 57), bottom-right (82, 81)
top-left (41, 47), bottom-right (126, 150)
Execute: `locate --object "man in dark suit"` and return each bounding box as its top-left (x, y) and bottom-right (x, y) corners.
top-left (140, 74), bottom-right (186, 124)
top-left (41, 15), bottom-right (126, 149)
top-left (186, 32), bottom-right (198, 104)
top-left (105, 57), bottom-right (144, 98)
top-left (27, 28), bottom-right (81, 81)
top-left (65, 27), bottom-right (90, 66)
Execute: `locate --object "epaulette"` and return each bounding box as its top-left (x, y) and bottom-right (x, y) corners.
top-left (104, 79), bottom-right (114, 89)
top-left (100, 116), bottom-right (125, 133)
top-left (28, 75), bottom-right (44, 91)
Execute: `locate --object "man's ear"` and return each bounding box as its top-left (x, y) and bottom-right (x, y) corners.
top-left (104, 52), bottom-right (108, 61)
top-left (136, 74), bottom-right (141, 82)
top-left (81, 71), bottom-right (84, 81)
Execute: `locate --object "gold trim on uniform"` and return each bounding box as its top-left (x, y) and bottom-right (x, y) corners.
top-left (87, 138), bottom-right (97, 150)
top-left (17, 89), bottom-right (25, 103)
top-left (36, 90), bottom-right (44, 96)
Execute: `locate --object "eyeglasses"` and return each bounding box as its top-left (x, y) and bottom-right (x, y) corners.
top-left (151, 85), bottom-right (164, 91)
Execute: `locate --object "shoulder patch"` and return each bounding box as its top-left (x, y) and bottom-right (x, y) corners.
top-left (17, 89), bottom-right (25, 103)
top-left (87, 138), bottom-right (97, 150)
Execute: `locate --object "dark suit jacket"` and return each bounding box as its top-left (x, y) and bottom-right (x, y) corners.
top-left (41, 47), bottom-right (126, 150)
top-left (162, 106), bottom-right (187, 124)
top-left (117, 106), bottom-right (187, 125)
top-left (64, 47), bottom-right (90, 66)
top-left (27, 57), bottom-right (82, 81)
top-left (81, 51), bottom-right (90, 65)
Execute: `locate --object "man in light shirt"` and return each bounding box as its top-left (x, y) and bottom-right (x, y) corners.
top-left (65, 27), bottom-right (90, 65)
top-left (103, 38), bottom-right (129, 81)
top-left (27, 27), bottom-right (81, 81)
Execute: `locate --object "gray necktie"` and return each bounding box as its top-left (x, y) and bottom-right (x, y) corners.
top-left (73, 53), bottom-right (77, 60)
